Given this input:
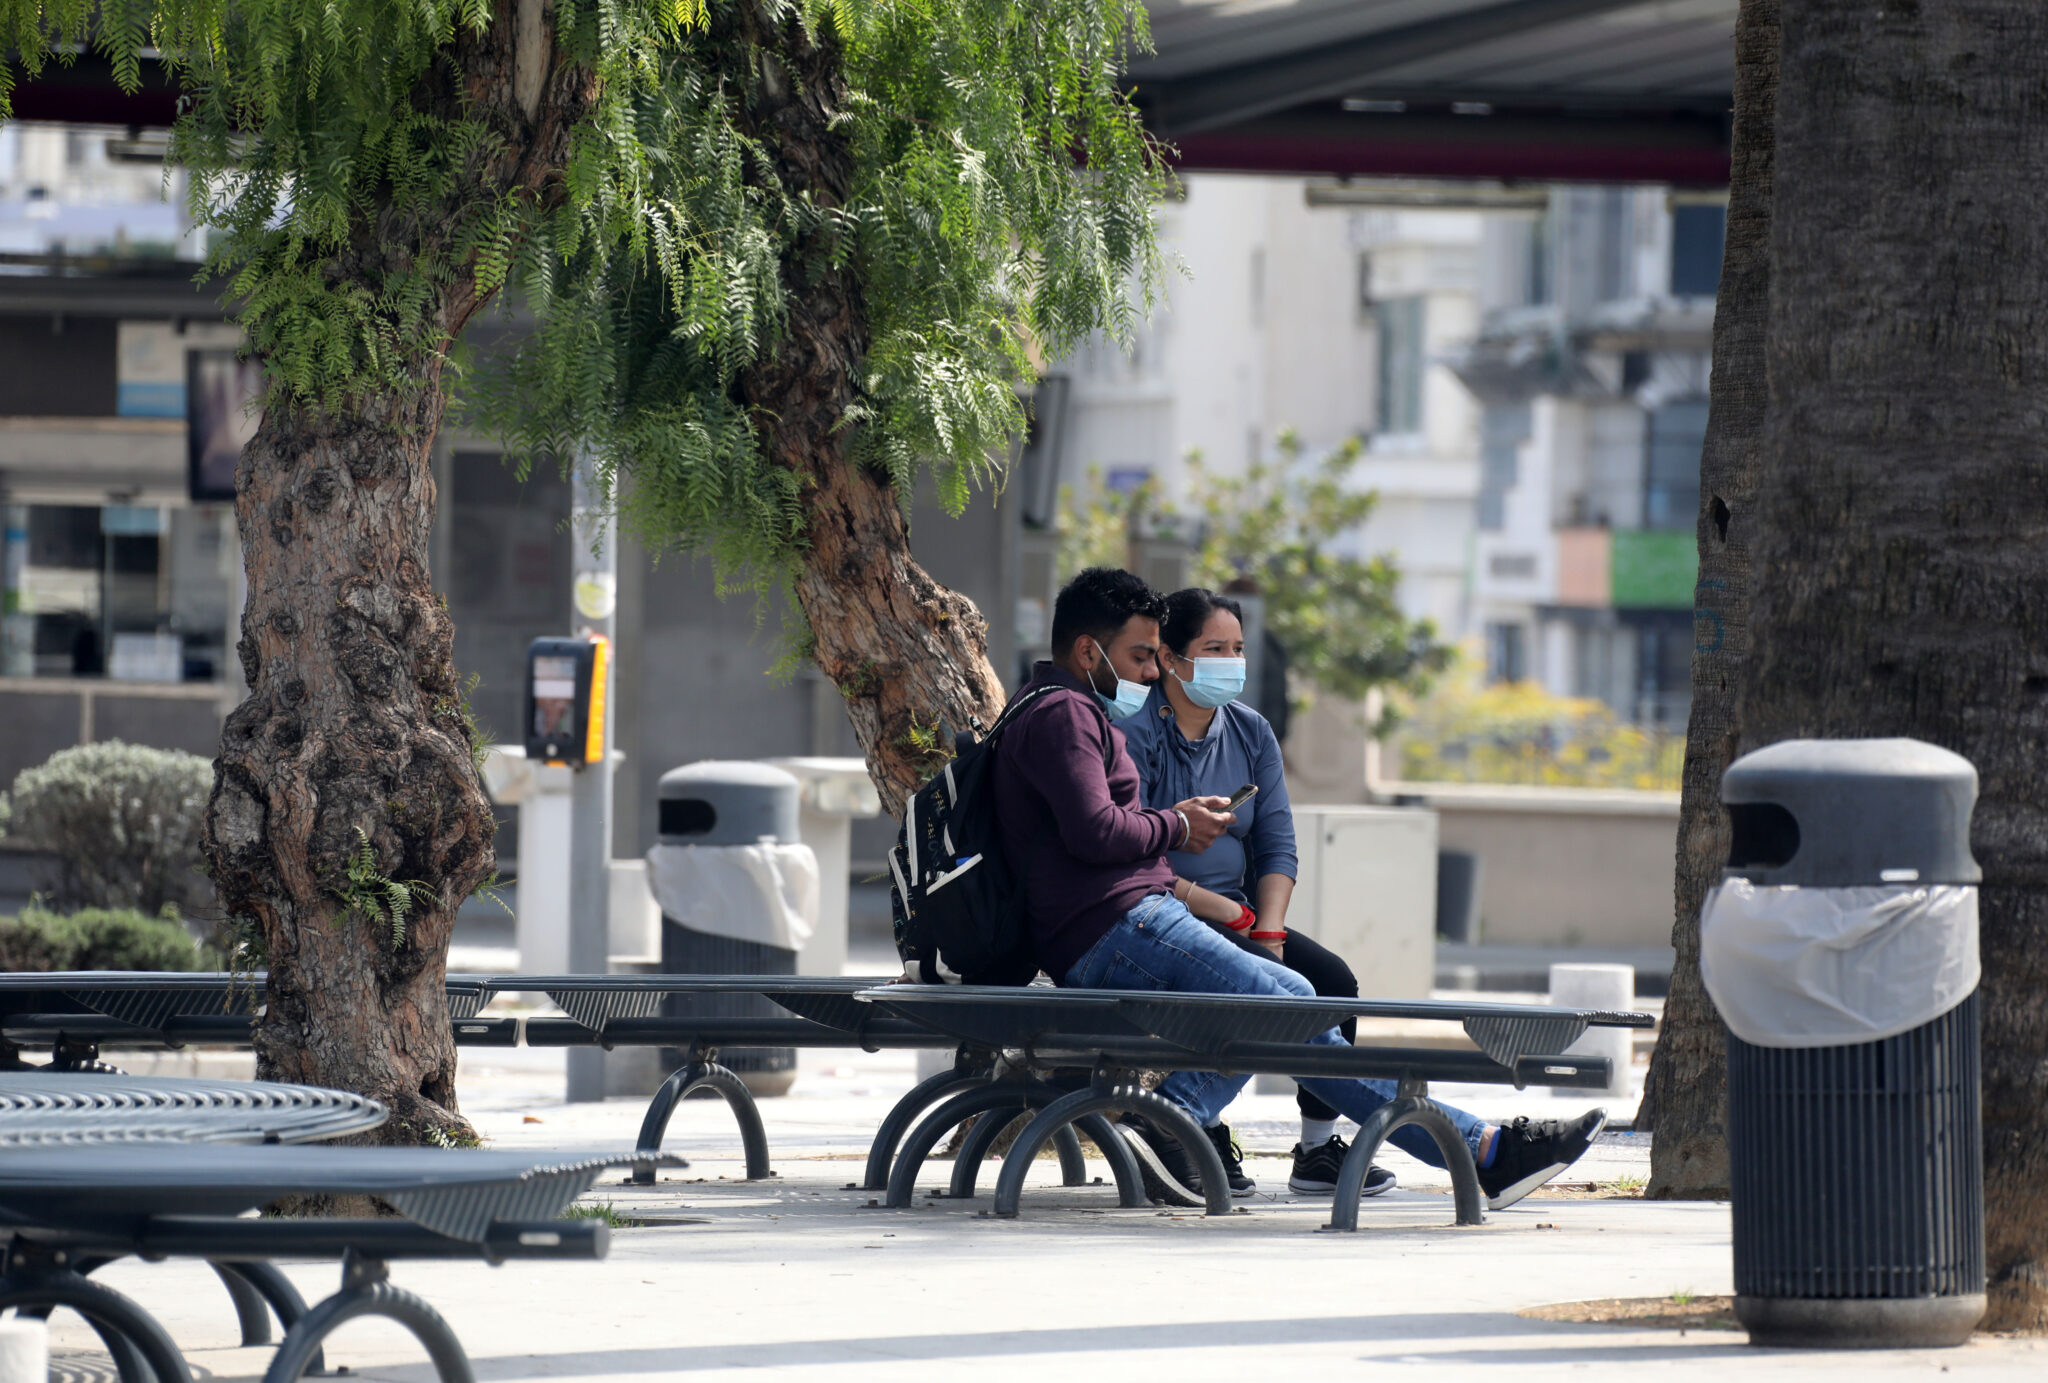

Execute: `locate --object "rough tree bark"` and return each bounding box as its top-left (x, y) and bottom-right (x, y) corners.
top-left (727, 7), bottom-right (1007, 818)
top-left (202, 1), bottom-right (597, 1143)
top-left (1741, 0), bottom-right (2048, 1330)
top-left (1642, 0), bottom-right (1777, 1201)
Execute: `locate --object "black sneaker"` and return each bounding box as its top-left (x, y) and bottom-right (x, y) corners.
top-left (1478, 1108), bottom-right (1608, 1210)
top-left (1116, 1113), bottom-right (1205, 1207)
top-left (1288, 1134), bottom-right (1396, 1197)
top-left (1205, 1122), bottom-right (1257, 1197)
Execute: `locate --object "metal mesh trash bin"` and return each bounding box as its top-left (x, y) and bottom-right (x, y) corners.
top-left (1703, 738), bottom-right (1985, 1347)
top-left (648, 762), bottom-right (817, 1092)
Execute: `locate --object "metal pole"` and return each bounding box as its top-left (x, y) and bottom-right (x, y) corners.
top-left (565, 460), bottom-right (616, 1103)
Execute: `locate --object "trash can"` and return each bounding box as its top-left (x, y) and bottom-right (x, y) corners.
top-left (1702, 738), bottom-right (1984, 1347)
top-left (646, 762), bottom-right (819, 1094)
top-left (1435, 850), bottom-right (1482, 943)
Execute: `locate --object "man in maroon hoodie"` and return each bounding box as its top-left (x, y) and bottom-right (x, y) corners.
top-left (994, 567), bottom-right (1606, 1207)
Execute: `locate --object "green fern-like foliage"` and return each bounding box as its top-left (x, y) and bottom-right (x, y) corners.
top-left (0, 0), bottom-right (1169, 608)
top-left (331, 828), bottom-right (440, 950)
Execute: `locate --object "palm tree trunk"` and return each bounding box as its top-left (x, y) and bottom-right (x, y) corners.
top-left (1643, 0), bottom-right (1777, 1200)
top-left (1742, 0), bottom-right (2048, 1329)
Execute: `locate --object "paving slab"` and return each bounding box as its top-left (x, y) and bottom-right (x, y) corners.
top-left (44, 1039), bottom-right (2044, 1380)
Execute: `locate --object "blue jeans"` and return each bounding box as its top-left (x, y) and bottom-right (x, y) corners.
top-left (1063, 892), bottom-right (1487, 1167)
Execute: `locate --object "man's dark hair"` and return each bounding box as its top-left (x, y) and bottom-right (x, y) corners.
top-left (1160, 587), bottom-right (1245, 656)
top-left (1051, 567), bottom-right (1163, 655)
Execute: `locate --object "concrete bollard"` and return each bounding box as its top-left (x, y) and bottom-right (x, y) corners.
top-left (1548, 963), bottom-right (1635, 1099)
top-left (0, 1317), bottom-right (48, 1383)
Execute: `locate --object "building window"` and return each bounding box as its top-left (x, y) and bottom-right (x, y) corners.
top-left (1524, 210), bottom-right (1554, 306)
top-left (1486, 621), bottom-right (1527, 684)
top-left (1375, 295), bottom-right (1425, 435)
top-left (1671, 204), bottom-right (1726, 297)
top-left (1596, 189), bottom-right (1633, 303)
top-left (1627, 609), bottom-right (1694, 727)
top-left (1477, 404), bottom-right (1529, 532)
top-left (1, 504), bottom-right (231, 682)
top-left (1644, 398), bottom-right (1710, 530)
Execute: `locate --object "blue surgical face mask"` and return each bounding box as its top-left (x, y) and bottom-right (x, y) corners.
top-left (1173, 655), bottom-right (1247, 710)
top-left (1084, 639), bottom-right (1151, 721)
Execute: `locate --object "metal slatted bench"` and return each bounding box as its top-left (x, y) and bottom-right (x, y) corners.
top-left (851, 985), bottom-right (1655, 1226)
top-left (0, 1070), bottom-right (665, 1383)
top-left (0, 973), bottom-right (508, 1065)
top-left (501, 974), bottom-right (979, 1185)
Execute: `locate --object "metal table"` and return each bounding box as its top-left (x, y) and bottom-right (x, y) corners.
top-left (0, 1073), bottom-right (387, 1146)
top-left (0, 1066), bottom-right (658, 1383)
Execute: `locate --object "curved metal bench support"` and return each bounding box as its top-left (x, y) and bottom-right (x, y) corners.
top-left (219, 1260), bottom-right (327, 1372)
top-left (886, 1082), bottom-right (1058, 1208)
top-left (947, 1103), bottom-right (1128, 1200)
top-left (1052, 1124), bottom-right (1088, 1186)
top-left (1327, 1096), bottom-right (1485, 1230)
top-left (0, 1268), bottom-right (193, 1383)
top-left (631, 1061), bottom-right (768, 1185)
top-left (1069, 1113), bottom-right (1147, 1207)
top-left (20, 1252), bottom-right (303, 1367)
top-left (860, 1064), bottom-right (989, 1191)
top-left (993, 1085), bottom-right (1233, 1219)
top-left (265, 1256), bottom-right (472, 1383)
top-left (210, 1261), bottom-right (272, 1345)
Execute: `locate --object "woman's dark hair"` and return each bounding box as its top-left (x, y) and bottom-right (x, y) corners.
top-left (1160, 587), bottom-right (1244, 656)
top-left (1051, 567), bottom-right (1165, 654)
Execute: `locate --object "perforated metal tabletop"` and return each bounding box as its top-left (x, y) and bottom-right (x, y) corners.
top-left (0, 1073), bottom-right (388, 1146)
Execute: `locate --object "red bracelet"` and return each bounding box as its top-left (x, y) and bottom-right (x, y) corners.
top-left (1225, 903), bottom-right (1256, 932)
top-left (1247, 929), bottom-right (1288, 942)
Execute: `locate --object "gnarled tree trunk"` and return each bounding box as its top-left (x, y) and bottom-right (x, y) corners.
top-left (202, 0), bottom-right (596, 1142)
top-left (1643, 0), bottom-right (1777, 1200)
top-left (729, 7), bottom-right (1006, 818)
top-left (1743, 0), bottom-right (2048, 1329)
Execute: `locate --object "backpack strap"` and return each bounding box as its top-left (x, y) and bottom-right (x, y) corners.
top-left (999, 682), bottom-right (1121, 772)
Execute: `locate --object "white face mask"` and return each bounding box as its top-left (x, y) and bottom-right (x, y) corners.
top-left (1084, 638), bottom-right (1150, 721)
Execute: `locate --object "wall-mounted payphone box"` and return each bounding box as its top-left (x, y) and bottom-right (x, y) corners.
top-left (525, 634), bottom-right (610, 767)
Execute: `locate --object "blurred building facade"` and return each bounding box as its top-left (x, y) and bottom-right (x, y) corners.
top-left (1451, 185), bottom-right (1722, 729)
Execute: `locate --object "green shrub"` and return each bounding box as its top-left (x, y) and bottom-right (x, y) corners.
top-left (0, 741), bottom-right (215, 916)
top-left (0, 907), bottom-right (205, 972)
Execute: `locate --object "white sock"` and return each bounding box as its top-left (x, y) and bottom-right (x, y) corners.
top-left (1300, 1118), bottom-right (1337, 1150)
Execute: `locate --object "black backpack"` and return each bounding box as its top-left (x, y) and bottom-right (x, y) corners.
top-left (888, 684), bottom-right (1083, 985)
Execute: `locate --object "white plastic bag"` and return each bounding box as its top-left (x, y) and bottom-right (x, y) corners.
top-left (1700, 878), bottom-right (1978, 1048)
top-left (644, 842), bottom-right (818, 952)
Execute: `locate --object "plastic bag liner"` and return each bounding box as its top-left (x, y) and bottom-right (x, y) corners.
top-left (1700, 879), bottom-right (1979, 1048)
top-left (644, 843), bottom-right (818, 952)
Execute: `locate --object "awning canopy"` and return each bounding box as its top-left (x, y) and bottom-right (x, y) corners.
top-left (6, 1), bottom-right (1736, 186)
top-left (1136, 0), bottom-right (1734, 185)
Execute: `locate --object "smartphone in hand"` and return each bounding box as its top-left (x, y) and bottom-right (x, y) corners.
top-left (1222, 782), bottom-right (1258, 812)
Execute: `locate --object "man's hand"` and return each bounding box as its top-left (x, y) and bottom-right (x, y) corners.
top-left (1174, 795), bottom-right (1235, 853)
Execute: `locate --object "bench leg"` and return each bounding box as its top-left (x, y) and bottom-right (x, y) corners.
top-left (1327, 1096), bottom-right (1485, 1230)
top-left (209, 1262), bottom-right (272, 1346)
top-left (265, 1254), bottom-right (470, 1383)
top-left (993, 1086), bottom-right (1233, 1220)
top-left (1052, 1123), bottom-right (1089, 1186)
top-left (632, 1061), bottom-right (764, 1184)
top-left (1071, 1113), bottom-right (1148, 1207)
top-left (886, 1083), bottom-right (1068, 1208)
top-left (0, 1268), bottom-right (193, 1383)
top-left (947, 1104), bottom-right (1028, 1199)
top-left (219, 1261), bottom-right (327, 1373)
top-left (861, 1064), bottom-right (988, 1191)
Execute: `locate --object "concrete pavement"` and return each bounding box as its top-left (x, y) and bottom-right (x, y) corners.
top-left (46, 1037), bottom-right (2046, 1381)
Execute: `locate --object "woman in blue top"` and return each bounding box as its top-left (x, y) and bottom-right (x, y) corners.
top-left (1120, 587), bottom-right (1400, 1199)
